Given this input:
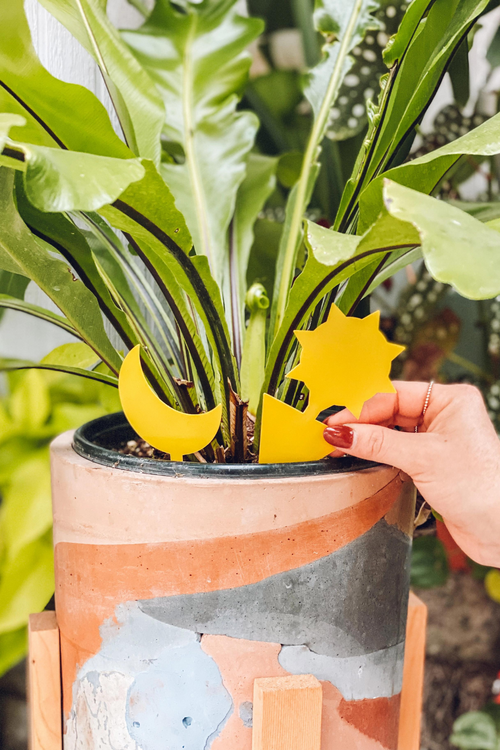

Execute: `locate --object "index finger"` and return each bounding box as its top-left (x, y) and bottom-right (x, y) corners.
top-left (325, 381), bottom-right (433, 429)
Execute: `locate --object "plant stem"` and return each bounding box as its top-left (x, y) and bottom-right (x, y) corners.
top-left (273, 0), bottom-right (365, 336)
top-left (240, 284), bottom-right (269, 415)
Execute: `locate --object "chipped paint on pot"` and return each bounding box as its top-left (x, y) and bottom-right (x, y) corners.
top-left (51, 415), bottom-right (416, 750)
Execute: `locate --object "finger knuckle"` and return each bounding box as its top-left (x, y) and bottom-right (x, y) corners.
top-left (368, 429), bottom-right (386, 460)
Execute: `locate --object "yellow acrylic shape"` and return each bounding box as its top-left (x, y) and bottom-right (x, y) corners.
top-left (259, 305), bottom-right (404, 464)
top-left (118, 346), bottom-right (222, 462)
top-left (259, 394), bottom-right (332, 463)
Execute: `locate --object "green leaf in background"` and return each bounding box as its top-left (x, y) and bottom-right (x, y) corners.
top-left (359, 112), bottom-right (500, 232)
top-left (0, 2), bottom-right (131, 156)
top-left (1, 453), bottom-right (52, 562)
top-left (0, 535), bottom-right (54, 634)
top-left (411, 536), bottom-right (449, 588)
top-left (122, 0), bottom-right (263, 285)
top-left (484, 569), bottom-right (500, 603)
top-left (0, 628), bottom-right (27, 677)
top-left (383, 180), bottom-right (500, 300)
top-left (450, 712), bottom-right (499, 750)
top-left (8, 370), bottom-right (50, 432)
top-left (35, 0), bottom-right (165, 165)
top-left (0, 273), bottom-right (31, 325)
top-left (0, 168), bottom-right (121, 374)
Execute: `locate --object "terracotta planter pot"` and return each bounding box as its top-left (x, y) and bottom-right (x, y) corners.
top-left (51, 413), bottom-right (416, 750)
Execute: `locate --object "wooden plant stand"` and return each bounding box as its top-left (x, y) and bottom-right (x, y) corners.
top-left (27, 593), bottom-right (427, 750)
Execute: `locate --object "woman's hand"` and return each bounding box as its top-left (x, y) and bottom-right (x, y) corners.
top-left (324, 382), bottom-right (500, 567)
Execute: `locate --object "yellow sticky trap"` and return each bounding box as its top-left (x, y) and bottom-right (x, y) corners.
top-left (288, 306), bottom-right (404, 419)
top-left (259, 304), bottom-right (404, 464)
top-left (118, 346), bottom-right (221, 462)
top-left (258, 394), bottom-right (332, 464)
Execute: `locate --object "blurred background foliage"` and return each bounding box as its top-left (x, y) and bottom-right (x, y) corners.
top-left (0, 343), bottom-right (120, 677)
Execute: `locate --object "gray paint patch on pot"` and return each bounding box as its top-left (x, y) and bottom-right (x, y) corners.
top-left (138, 519), bottom-right (411, 659)
top-left (278, 642), bottom-right (405, 701)
top-left (64, 602), bottom-right (232, 750)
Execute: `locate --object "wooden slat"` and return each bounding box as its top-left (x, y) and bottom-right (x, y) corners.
top-left (398, 591), bottom-right (428, 750)
top-left (252, 674), bottom-right (322, 750)
top-left (28, 612), bottom-right (62, 750)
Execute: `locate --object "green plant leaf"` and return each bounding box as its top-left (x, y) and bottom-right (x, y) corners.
top-left (384, 180), bottom-right (500, 299)
top-left (123, 0), bottom-right (263, 284)
top-left (101, 162), bottom-right (237, 431)
top-left (0, 627), bottom-right (27, 678)
top-left (2, 140), bottom-right (145, 212)
top-left (14, 181), bottom-right (137, 350)
top-left (0, 1), bottom-right (131, 156)
top-left (484, 569), bottom-right (500, 603)
top-left (0, 168), bottom-right (121, 374)
top-left (410, 536), bottom-right (449, 588)
top-left (8, 370), bottom-right (50, 431)
top-left (0, 113), bottom-right (26, 152)
top-left (42, 342), bottom-right (101, 370)
top-left (337, 0), bottom-right (489, 232)
top-left (450, 712), bottom-right (499, 750)
top-left (271, 0), bottom-right (380, 336)
top-left (359, 112), bottom-right (500, 231)
top-left (0, 359), bottom-right (119, 388)
top-left (1, 452), bottom-right (52, 561)
top-left (35, 0), bottom-right (164, 165)
top-left (258, 215), bottom-right (412, 431)
top-left (231, 154), bottom-right (277, 348)
top-left (0, 535), bottom-right (54, 634)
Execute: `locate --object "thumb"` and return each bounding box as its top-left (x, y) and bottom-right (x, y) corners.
top-left (323, 422), bottom-right (432, 477)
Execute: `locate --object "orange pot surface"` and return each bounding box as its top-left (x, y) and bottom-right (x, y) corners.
top-left (51, 430), bottom-right (415, 750)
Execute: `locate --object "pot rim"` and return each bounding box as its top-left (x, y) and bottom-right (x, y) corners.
top-left (72, 412), bottom-right (378, 479)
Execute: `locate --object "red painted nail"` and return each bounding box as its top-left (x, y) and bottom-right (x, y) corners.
top-left (323, 425), bottom-right (354, 449)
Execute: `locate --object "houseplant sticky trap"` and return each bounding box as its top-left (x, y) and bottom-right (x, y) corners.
top-left (118, 345), bottom-right (222, 462)
top-left (259, 305), bottom-right (405, 463)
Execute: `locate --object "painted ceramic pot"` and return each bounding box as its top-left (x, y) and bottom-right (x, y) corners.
top-left (51, 413), bottom-right (416, 750)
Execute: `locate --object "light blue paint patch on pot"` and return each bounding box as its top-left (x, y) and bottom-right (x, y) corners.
top-left (65, 602), bottom-right (232, 750)
top-left (278, 641), bottom-right (405, 701)
top-left (126, 643), bottom-right (232, 750)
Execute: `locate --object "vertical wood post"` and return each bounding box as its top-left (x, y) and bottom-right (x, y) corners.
top-left (252, 674), bottom-right (322, 750)
top-left (398, 591), bottom-right (428, 750)
top-left (28, 612), bottom-right (62, 750)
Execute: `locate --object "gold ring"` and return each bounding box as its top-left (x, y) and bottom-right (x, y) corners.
top-left (415, 380), bottom-right (434, 433)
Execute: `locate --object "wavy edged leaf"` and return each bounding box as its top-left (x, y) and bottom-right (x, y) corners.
top-left (0, 1), bottom-right (130, 156)
top-left (122, 0), bottom-right (263, 284)
top-left (384, 180), bottom-right (500, 299)
top-left (0, 168), bottom-right (121, 373)
top-left (37, 0), bottom-right (164, 164)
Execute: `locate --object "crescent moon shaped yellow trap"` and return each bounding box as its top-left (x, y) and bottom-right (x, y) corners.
top-left (118, 306), bottom-right (404, 463)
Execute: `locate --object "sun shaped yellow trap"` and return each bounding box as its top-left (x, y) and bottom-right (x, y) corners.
top-left (118, 306), bottom-right (404, 463)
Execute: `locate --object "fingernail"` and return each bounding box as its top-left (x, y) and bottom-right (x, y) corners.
top-left (324, 425), bottom-right (354, 449)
